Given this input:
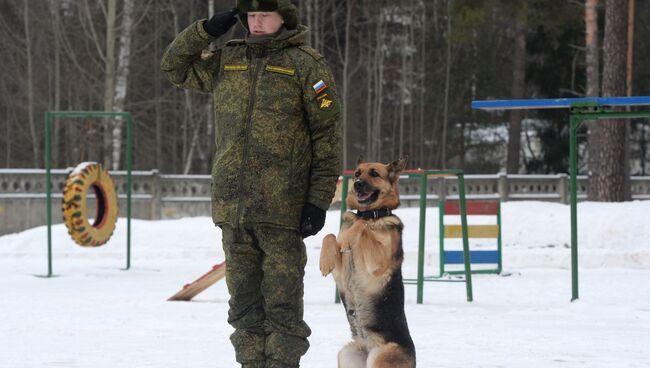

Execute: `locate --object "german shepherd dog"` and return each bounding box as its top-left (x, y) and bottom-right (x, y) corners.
top-left (320, 156), bottom-right (415, 368)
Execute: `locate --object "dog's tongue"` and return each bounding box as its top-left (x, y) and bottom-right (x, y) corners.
top-left (357, 192), bottom-right (372, 201)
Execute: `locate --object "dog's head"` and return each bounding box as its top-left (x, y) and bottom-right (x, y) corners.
top-left (346, 156), bottom-right (408, 211)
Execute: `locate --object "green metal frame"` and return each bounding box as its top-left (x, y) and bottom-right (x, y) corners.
top-left (44, 111), bottom-right (133, 277)
top-left (439, 200), bottom-right (502, 275)
top-left (336, 169), bottom-right (473, 304)
top-left (568, 103), bottom-right (650, 301)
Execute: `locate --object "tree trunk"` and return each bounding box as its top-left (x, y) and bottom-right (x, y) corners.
top-left (440, 0), bottom-right (452, 169)
top-left (624, 0), bottom-right (635, 198)
top-left (206, 0), bottom-right (216, 174)
top-left (312, 0), bottom-right (319, 50)
top-left (155, 0), bottom-right (163, 170)
top-left (50, 0), bottom-right (62, 168)
top-left (23, 0), bottom-right (38, 168)
top-left (103, 0), bottom-right (117, 169)
top-left (365, 11), bottom-right (373, 162)
top-left (183, 117), bottom-right (201, 174)
top-left (591, 0), bottom-right (629, 201)
top-left (418, 4), bottom-right (426, 168)
top-left (5, 109), bottom-right (10, 167)
top-left (506, 2), bottom-right (527, 174)
top-left (626, 0), bottom-right (635, 98)
top-left (398, 28), bottom-right (406, 159)
top-left (342, 0), bottom-right (353, 171)
top-left (373, 9), bottom-right (385, 162)
top-left (585, 0), bottom-right (600, 199)
top-left (111, 0), bottom-right (135, 171)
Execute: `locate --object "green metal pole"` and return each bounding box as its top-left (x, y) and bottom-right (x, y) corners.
top-left (45, 112), bottom-right (53, 277)
top-left (457, 173), bottom-right (473, 302)
top-left (126, 113), bottom-right (132, 270)
top-left (416, 172), bottom-right (427, 304)
top-left (335, 174), bottom-right (350, 304)
top-left (340, 175), bottom-right (349, 218)
top-left (569, 115), bottom-right (579, 301)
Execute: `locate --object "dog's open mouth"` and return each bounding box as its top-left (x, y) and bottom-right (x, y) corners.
top-left (356, 189), bottom-right (379, 204)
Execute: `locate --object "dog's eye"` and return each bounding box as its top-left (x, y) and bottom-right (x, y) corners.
top-left (354, 170), bottom-right (361, 178)
top-left (369, 170), bottom-right (380, 178)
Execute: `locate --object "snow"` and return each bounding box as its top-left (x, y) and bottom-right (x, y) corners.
top-left (1, 201), bottom-right (649, 367)
top-left (70, 162), bottom-right (97, 176)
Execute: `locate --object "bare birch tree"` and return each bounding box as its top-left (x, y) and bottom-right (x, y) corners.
top-left (103, 0), bottom-right (117, 168)
top-left (111, 0), bottom-right (135, 170)
top-left (23, 0), bottom-right (38, 167)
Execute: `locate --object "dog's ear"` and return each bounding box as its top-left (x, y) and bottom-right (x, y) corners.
top-left (357, 155), bottom-right (365, 166)
top-left (388, 156), bottom-right (408, 182)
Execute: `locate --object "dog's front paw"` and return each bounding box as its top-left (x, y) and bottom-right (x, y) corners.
top-left (319, 234), bottom-right (339, 276)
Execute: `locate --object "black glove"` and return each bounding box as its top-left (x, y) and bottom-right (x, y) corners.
top-left (203, 8), bottom-right (238, 38)
top-left (299, 203), bottom-right (326, 238)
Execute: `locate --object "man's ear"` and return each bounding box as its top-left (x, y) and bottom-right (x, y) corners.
top-left (388, 156), bottom-right (408, 182)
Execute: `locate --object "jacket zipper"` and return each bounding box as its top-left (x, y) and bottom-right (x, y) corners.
top-left (235, 56), bottom-right (264, 226)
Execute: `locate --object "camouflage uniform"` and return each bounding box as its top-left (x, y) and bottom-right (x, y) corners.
top-left (161, 18), bottom-right (341, 368)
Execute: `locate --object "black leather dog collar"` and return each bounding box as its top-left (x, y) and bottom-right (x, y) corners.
top-left (356, 208), bottom-right (393, 219)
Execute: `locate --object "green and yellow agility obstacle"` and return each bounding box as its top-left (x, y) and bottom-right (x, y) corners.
top-left (44, 111), bottom-right (134, 277)
top-left (472, 96), bottom-right (650, 301)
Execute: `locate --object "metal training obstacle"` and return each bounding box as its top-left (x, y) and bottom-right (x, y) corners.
top-left (44, 111), bottom-right (134, 277)
top-left (439, 200), bottom-right (502, 276)
top-left (471, 96), bottom-right (650, 301)
top-left (338, 169), bottom-right (475, 304)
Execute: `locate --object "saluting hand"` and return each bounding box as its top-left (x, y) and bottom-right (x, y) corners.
top-left (203, 8), bottom-right (239, 38)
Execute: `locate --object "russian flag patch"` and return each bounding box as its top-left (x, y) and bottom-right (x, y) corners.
top-left (313, 80), bottom-right (327, 94)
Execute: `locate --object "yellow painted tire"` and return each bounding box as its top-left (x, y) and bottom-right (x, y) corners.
top-left (62, 162), bottom-right (119, 247)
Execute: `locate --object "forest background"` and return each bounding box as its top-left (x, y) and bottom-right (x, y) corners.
top-left (1, 0), bottom-right (648, 200)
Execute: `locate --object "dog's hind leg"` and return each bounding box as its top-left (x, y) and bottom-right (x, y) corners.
top-left (338, 340), bottom-right (367, 368)
top-left (320, 233), bottom-right (341, 276)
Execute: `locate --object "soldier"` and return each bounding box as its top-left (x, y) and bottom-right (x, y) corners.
top-left (161, 1), bottom-right (342, 367)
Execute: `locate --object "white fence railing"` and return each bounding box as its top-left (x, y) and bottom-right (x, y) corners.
top-left (2, 169), bottom-right (650, 235)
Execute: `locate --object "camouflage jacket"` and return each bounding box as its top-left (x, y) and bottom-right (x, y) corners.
top-left (161, 21), bottom-right (342, 229)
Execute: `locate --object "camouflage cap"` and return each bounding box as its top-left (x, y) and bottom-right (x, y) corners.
top-left (237, 0), bottom-right (298, 30)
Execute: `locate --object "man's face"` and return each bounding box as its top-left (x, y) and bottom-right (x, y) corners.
top-left (247, 11), bottom-right (284, 35)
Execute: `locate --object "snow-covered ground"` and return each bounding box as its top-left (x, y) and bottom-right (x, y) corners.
top-left (1, 201), bottom-right (649, 367)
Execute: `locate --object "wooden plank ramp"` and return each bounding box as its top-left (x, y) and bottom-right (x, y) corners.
top-left (168, 262), bottom-right (226, 301)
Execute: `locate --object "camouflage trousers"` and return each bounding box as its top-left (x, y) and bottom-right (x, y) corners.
top-left (221, 224), bottom-right (311, 368)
